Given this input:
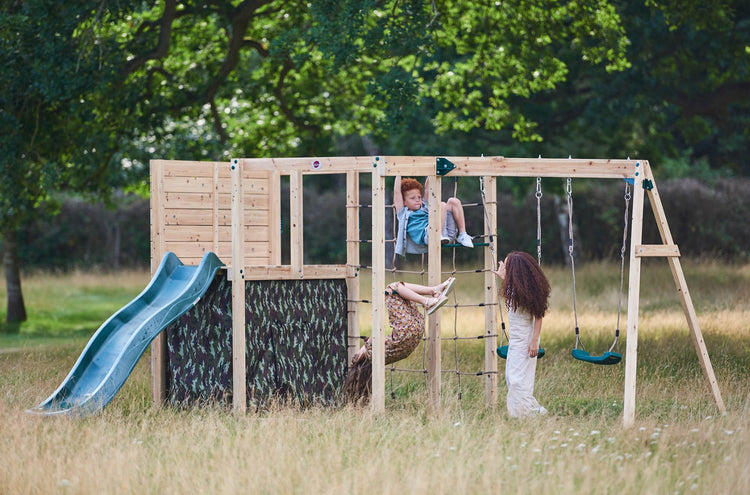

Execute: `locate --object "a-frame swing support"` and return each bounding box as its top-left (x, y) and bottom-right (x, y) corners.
top-left (371, 156), bottom-right (724, 427)
top-left (623, 161), bottom-right (725, 427)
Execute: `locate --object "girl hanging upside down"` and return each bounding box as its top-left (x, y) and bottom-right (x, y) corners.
top-left (344, 277), bottom-right (456, 402)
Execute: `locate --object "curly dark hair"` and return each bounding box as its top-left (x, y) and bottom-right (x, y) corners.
top-left (501, 251), bottom-right (550, 319)
top-left (400, 177), bottom-right (423, 198)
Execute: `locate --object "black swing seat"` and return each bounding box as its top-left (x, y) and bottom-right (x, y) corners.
top-left (497, 345), bottom-right (545, 360)
top-left (571, 348), bottom-right (621, 365)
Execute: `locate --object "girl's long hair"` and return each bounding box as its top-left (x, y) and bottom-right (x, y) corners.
top-left (501, 251), bottom-right (550, 319)
top-left (343, 352), bottom-right (372, 404)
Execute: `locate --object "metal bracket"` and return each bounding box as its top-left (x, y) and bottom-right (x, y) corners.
top-left (436, 157), bottom-right (455, 176)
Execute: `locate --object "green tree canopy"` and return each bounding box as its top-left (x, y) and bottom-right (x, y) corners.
top-left (3, 0), bottom-right (748, 324)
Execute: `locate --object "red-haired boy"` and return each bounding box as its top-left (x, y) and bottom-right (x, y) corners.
top-left (394, 176), bottom-right (473, 256)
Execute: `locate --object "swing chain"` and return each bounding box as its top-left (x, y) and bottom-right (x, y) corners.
top-left (536, 178), bottom-right (543, 266)
top-left (612, 182), bottom-right (631, 353)
top-left (566, 178), bottom-right (581, 345)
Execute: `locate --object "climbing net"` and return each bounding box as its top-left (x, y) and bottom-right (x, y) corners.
top-left (346, 176), bottom-right (500, 402)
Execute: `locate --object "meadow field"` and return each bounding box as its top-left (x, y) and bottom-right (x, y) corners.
top-left (1, 262), bottom-right (748, 494)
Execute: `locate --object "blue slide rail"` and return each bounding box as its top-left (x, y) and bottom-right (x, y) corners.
top-left (27, 252), bottom-right (225, 416)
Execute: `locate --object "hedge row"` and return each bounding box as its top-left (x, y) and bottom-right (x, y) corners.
top-left (13, 178), bottom-right (749, 271)
top-left (18, 195), bottom-right (150, 271)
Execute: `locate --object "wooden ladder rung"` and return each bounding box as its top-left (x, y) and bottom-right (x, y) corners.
top-left (634, 244), bottom-right (681, 257)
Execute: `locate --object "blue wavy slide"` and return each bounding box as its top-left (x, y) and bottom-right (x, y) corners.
top-left (27, 251), bottom-right (225, 416)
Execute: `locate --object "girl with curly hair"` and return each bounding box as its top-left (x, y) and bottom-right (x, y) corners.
top-left (344, 277), bottom-right (455, 403)
top-left (492, 251), bottom-right (551, 417)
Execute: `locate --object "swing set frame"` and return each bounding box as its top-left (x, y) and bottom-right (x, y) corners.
top-left (368, 156), bottom-right (724, 428)
top-left (149, 156), bottom-right (724, 429)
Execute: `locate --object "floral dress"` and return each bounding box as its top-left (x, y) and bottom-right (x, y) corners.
top-left (365, 292), bottom-right (425, 364)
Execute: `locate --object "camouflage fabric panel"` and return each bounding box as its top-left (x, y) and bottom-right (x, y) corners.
top-left (165, 271), bottom-right (233, 406)
top-left (245, 279), bottom-right (348, 408)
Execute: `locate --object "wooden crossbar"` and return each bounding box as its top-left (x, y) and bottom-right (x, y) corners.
top-left (634, 244), bottom-right (681, 257)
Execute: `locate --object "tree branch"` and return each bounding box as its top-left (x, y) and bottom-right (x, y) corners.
top-left (209, 99), bottom-right (229, 144)
top-left (204, 0), bottom-right (275, 102)
top-left (274, 60), bottom-right (317, 133)
top-left (122, 0), bottom-right (178, 78)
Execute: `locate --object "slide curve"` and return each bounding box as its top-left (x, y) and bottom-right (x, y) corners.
top-left (27, 251), bottom-right (225, 416)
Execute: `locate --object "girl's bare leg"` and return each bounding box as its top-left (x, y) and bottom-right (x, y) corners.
top-left (387, 281), bottom-right (452, 302)
top-left (387, 281), bottom-right (432, 305)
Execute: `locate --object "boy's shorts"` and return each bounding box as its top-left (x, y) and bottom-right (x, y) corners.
top-left (442, 210), bottom-right (458, 241)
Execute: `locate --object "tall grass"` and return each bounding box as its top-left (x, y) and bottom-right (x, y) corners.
top-left (1, 262), bottom-right (748, 494)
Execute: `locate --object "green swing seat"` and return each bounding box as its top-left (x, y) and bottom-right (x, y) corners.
top-left (571, 348), bottom-right (621, 365)
top-left (497, 345), bottom-right (545, 360)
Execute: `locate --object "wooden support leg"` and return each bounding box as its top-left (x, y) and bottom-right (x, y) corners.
top-left (371, 164), bottom-right (386, 413)
top-left (483, 176), bottom-right (498, 408)
top-left (623, 166), bottom-right (645, 428)
top-left (643, 162), bottom-right (725, 414)
top-left (666, 257), bottom-right (726, 413)
top-left (427, 175), bottom-right (442, 411)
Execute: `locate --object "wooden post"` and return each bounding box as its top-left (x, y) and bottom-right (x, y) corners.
top-left (269, 170), bottom-right (282, 265)
top-left (212, 162), bottom-right (220, 255)
top-left (149, 159), bottom-right (167, 405)
top-left (290, 170), bottom-right (303, 276)
top-left (483, 176), bottom-right (498, 408)
top-left (642, 163), bottom-right (725, 414)
top-left (346, 171), bottom-right (361, 363)
top-left (371, 159), bottom-right (386, 413)
top-left (623, 162), bottom-right (645, 428)
top-left (427, 174), bottom-right (442, 410)
top-left (231, 159), bottom-right (247, 413)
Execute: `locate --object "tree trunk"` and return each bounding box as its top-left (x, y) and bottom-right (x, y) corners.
top-left (3, 229), bottom-right (27, 323)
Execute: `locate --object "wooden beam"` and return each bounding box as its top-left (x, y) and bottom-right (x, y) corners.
top-left (149, 159), bottom-right (167, 406)
top-left (427, 175), bottom-right (442, 411)
top-left (231, 159), bottom-right (247, 413)
top-left (239, 156), bottom-right (637, 178)
top-left (269, 170), bottom-right (281, 265)
top-left (346, 172), bottom-right (361, 363)
top-left (213, 163), bottom-right (220, 255)
top-left (240, 265), bottom-right (349, 280)
top-left (290, 170), bottom-right (303, 273)
top-left (241, 156), bottom-right (377, 173)
top-left (634, 244), bottom-right (681, 257)
top-left (483, 176), bottom-right (498, 408)
top-left (371, 169), bottom-right (386, 413)
top-left (158, 159), bottom-right (229, 178)
top-left (381, 157), bottom-right (636, 178)
top-left (623, 165), bottom-right (645, 428)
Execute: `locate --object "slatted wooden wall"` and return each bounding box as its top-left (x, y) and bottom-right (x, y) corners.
top-left (149, 159), bottom-right (277, 404)
top-left (150, 159), bottom-right (275, 267)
